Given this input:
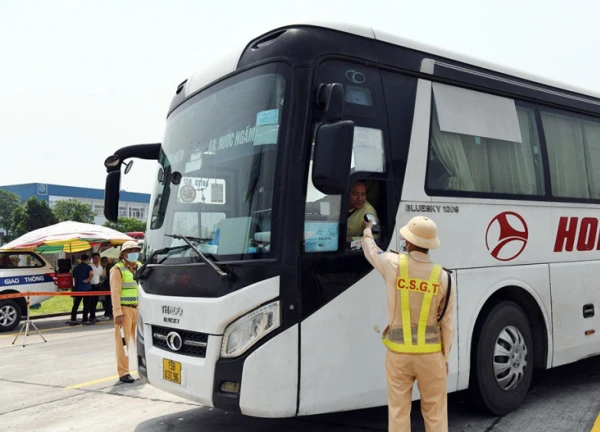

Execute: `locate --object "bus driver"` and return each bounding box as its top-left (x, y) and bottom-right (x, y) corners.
top-left (346, 180), bottom-right (379, 242)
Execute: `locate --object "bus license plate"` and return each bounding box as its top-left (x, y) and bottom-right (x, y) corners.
top-left (163, 358), bottom-right (181, 384)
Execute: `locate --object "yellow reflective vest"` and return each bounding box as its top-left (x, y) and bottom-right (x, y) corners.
top-left (382, 254), bottom-right (443, 353)
top-left (114, 261), bottom-right (140, 305)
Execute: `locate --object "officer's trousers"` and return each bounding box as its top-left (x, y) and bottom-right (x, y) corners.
top-left (386, 349), bottom-right (448, 432)
top-left (114, 305), bottom-right (137, 377)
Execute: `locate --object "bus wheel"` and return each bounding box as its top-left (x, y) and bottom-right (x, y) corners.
top-left (471, 301), bottom-right (534, 416)
top-left (0, 300), bottom-right (22, 332)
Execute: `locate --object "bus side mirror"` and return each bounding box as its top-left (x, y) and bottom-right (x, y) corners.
top-left (104, 171), bottom-right (121, 222)
top-left (312, 120), bottom-right (354, 195)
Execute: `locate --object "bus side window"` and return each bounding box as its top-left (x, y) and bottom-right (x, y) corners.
top-left (304, 150), bottom-right (343, 253)
top-left (303, 125), bottom-right (388, 254)
top-left (426, 84), bottom-right (545, 197)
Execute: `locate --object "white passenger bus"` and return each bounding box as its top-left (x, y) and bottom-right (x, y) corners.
top-left (102, 22), bottom-right (600, 418)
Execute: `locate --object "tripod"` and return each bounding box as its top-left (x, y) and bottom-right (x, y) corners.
top-left (12, 295), bottom-right (47, 347)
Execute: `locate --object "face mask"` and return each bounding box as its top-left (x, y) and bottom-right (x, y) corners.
top-left (126, 252), bottom-right (139, 262)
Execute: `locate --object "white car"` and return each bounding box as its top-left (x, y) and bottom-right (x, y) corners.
top-left (0, 251), bottom-right (57, 332)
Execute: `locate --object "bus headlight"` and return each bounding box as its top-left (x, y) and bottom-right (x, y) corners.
top-left (221, 301), bottom-right (280, 358)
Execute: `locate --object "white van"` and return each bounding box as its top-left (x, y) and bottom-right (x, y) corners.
top-left (0, 251), bottom-right (57, 332)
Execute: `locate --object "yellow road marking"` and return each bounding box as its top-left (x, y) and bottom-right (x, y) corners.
top-left (66, 371), bottom-right (138, 389)
top-left (591, 413), bottom-right (600, 432)
top-left (0, 319), bottom-right (112, 338)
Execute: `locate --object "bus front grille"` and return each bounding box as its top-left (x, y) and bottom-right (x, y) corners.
top-left (151, 325), bottom-right (208, 358)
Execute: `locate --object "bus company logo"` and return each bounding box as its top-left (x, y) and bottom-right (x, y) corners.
top-left (485, 211), bottom-right (529, 261)
top-left (166, 331), bottom-right (183, 351)
top-left (345, 69), bottom-right (366, 84)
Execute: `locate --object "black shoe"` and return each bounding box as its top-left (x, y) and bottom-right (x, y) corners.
top-left (119, 374), bottom-right (135, 383)
top-left (82, 321), bottom-right (95, 326)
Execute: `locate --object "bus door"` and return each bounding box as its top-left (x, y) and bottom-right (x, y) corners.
top-left (295, 60), bottom-right (419, 413)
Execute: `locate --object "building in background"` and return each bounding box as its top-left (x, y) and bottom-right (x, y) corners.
top-left (0, 183), bottom-right (150, 226)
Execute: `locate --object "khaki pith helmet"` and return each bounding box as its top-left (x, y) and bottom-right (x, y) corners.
top-left (120, 240), bottom-right (141, 254)
top-left (399, 216), bottom-right (440, 250)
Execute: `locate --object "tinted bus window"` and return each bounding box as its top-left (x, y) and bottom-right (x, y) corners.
top-left (427, 83), bottom-right (545, 196)
top-left (541, 109), bottom-right (600, 200)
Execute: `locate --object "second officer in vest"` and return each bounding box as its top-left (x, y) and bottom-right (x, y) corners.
top-left (110, 240), bottom-right (142, 384)
top-left (362, 216), bottom-right (456, 432)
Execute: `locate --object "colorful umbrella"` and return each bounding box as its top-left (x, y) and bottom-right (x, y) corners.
top-left (0, 221), bottom-right (134, 254)
top-left (100, 245), bottom-right (121, 259)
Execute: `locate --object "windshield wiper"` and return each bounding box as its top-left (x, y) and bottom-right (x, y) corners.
top-left (169, 235), bottom-right (212, 243)
top-left (165, 233), bottom-right (230, 282)
top-left (134, 245), bottom-right (189, 282)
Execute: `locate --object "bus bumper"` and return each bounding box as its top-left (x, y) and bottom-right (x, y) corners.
top-left (135, 276), bottom-right (297, 415)
top-left (142, 329), bottom-right (223, 407)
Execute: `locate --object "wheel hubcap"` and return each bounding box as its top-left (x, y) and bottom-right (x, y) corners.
top-left (0, 305), bottom-right (17, 327)
top-left (493, 325), bottom-right (527, 391)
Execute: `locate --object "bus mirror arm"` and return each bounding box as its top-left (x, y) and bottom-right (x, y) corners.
top-left (316, 83), bottom-right (344, 122)
top-left (104, 143), bottom-right (162, 172)
top-left (103, 143), bottom-right (162, 223)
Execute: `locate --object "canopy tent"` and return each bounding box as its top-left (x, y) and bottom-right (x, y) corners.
top-left (100, 245), bottom-right (121, 259)
top-left (0, 221), bottom-right (134, 254)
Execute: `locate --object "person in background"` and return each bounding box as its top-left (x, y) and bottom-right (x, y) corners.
top-left (110, 241), bottom-right (142, 383)
top-left (89, 252), bottom-right (103, 323)
top-left (68, 254), bottom-right (95, 326)
top-left (99, 256), bottom-right (114, 321)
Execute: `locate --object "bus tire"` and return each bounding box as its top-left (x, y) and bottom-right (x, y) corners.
top-left (471, 300), bottom-right (534, 416)
top-left (0, 300), bottom-right (22, 332)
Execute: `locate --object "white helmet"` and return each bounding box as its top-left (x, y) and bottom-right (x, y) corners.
top-left (399, 216), bottom-right (440, 250)
top-left (120, 240), bottom-right (141, 254)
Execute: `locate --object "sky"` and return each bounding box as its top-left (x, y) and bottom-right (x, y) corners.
top-left (1, 0), bottom-right (599, 195)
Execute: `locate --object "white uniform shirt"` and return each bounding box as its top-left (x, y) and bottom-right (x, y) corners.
top-left (90, 263), bottom-right (103, 285)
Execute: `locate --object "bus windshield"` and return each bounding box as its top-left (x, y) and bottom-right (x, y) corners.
top-left (145, 63), bottom-right (289, 263)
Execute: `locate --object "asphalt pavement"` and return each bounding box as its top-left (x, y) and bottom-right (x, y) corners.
top-left (0, 316), bottom-right (599, 432)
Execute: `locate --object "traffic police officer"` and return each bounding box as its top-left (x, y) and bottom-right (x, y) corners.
top-left (362, 216), bottom-right (455, 432)
top-left (109, 240), bottom-right (142, 383)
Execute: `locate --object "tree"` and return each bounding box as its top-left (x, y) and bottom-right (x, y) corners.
top-left (103, 217), bottom-right (146, 233)
top-left (0, 189), bottom-right (20, 237)
top-left (53, 199), bottom-right (95, 223)
top-left (12, 197), bottom-right (58, 238)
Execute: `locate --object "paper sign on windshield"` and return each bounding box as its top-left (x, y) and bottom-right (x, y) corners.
top-left (178, 177), bottom-right (226, 204)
